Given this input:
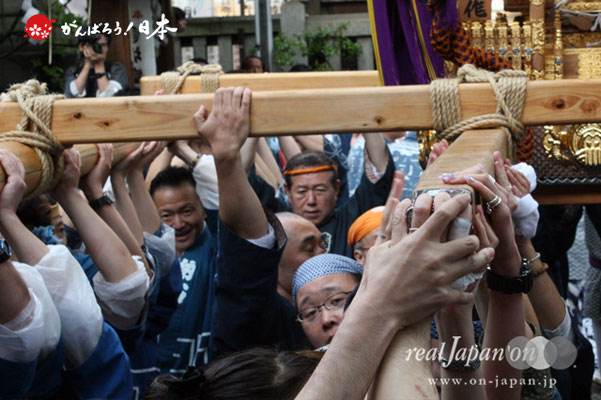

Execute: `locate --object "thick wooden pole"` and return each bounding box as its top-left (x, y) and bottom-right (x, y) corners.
top-left (3, 79), bottom-right (601, 144)
top-left (0, 142), bottom-right (139, 196)
top-left (367, 129), bottom-right (508, 400)
top-left (139, 71), bottom-right (381, 95)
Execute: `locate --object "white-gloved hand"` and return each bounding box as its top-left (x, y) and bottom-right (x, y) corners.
top-left (510, 163), bottom-right (540, 239)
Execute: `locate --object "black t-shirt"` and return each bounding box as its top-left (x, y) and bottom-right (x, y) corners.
top-left (210, 213), bottom-right (309, 357)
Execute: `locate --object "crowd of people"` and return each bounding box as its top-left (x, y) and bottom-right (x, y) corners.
top-left (0, 27), bottom-right (598, 400)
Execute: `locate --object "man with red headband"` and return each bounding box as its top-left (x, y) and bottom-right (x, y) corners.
top-left (283, 135), bottom-right (397, 258)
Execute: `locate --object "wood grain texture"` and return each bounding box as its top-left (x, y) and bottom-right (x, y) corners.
top-left (139, 71), bottom-right (381, 95)
top-left (0, 142), bottom-right (139, 195)
top-left (3, 79), bottom-right (601, 144)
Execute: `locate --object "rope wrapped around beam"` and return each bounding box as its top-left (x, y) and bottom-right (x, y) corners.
top-left (0, 80), bottom-right (65, 198)
top-left (160, 61), bottom-right (223, 94)
top-left (430, 64), bottom-right (529, 160)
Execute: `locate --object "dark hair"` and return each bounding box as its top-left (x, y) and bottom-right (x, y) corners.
top-left (76, 25), bottom-right (111, 45)
top-left (146, 348), bottom-right (321, 400)
top-left (192, 57), bottom-right (208, 65)
top-left (17, 194), bottom-right (54, 230)
top-left (242, 56), bottom-right (262, 71)
top-left (150, 167), bottom-right (196, 197)
top-left (284, 150), bottom-right (338, 189)
top-left (173, 7), bottom-right (186, 21)
top-left (289, 64), bottom-right (311, 72)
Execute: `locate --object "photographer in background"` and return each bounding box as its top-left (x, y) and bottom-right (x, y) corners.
top-left (64, 28), bottom-right (128, 98)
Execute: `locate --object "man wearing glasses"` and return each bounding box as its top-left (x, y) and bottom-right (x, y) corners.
top-left (64, 28), bottom-right (128, 98)
top-left (292, 254), bottom-right (363, 349)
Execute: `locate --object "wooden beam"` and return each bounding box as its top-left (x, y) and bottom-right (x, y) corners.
top-left (0, 142), bottom-right (139, 196)
top-left (3, 79), bottom-right (601, 144)
top-left (139, 71), bottom-right (381, 95)
top-left (368, 129), bottom-right (508, 400)
top-left (534, 184), bottom-right (601, 205)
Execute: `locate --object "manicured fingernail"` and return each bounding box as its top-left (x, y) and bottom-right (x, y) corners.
top-left (477, 163), bottom-right (486, 170)
top-left (464, 176), bottom-right (475, 182)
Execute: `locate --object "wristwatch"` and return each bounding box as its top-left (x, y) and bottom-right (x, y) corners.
top-left (89, 194), bottom-right (114, 211)
top-left (0, 240), bottom-right (12, 264)
top-left (93, 71), bottom-right (107, 79)
top-left (486, 258), bottom-right (533, 294)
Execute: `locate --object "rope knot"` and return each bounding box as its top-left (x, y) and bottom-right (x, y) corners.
top-left (160, 62), bottom-right (223, 94)
top-left (1, 79), bottom-right (65, 198)
top-left (430, 64), bottom-right (529, 160)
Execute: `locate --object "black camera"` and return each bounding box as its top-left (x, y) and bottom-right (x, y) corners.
top-left (91, 42), bottom-right (103, 54)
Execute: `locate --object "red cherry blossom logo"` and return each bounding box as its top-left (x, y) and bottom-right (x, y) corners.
top-left (24, 14), bottom-right (55, 40)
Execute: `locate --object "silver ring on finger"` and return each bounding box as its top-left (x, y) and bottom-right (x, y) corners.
top-left (485, 195), bottom-right (502, 214)
top-left (507, 184), bottom-right (512, 192)
top-left (408, 227), bottom-right (418, 233)
top-left (488, 174), bottom-right (496, 185)
top-left (405, 206), bottom-right (414, 227)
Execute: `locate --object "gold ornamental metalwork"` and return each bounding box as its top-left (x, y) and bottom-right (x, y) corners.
top-left (564, 48), bottom-right (601, 79)
top-left (417, 130), bottom-right (438, 169)
top-left (532, 20), bottom-right (545, 55)
top-left (563, 32), bottom-right (601, 48)
top-left (563, 2), bottom-right (601, 12)
top-left (497, 21), bottom-right (509, 58)
top-left (543, 124), bottom-right (601, 166)
top-left (530, 0), bottom-right (544, 6)
top-left (511, 22), bottom-right (522, 70)
top-left (485, 21), bottom-right (495, 53)
top-left (471, 22), bottom-right (483, 49)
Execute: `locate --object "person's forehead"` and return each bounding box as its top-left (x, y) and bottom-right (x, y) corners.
top-left (298, 273), bottom-right (357, 306)
top-left (289, 219), bottom-right (321, 240)
top-left (154, 185), bottom-right (199, 207)
top-left (291, 171), bottom-right (334, 188)
top-left (361, 228), bottom-right (381, 247)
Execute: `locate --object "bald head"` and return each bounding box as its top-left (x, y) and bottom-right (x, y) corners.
top-left (275, 212), bottom-right (326, 300)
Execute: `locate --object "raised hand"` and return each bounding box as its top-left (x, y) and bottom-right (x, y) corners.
top-left (0, 150), bottom-right (26, 216)
top-left (82, 144), bottom-right (113, 201)
top-left (361, 194), bottom-right (494, 329)
top-left (193, 87), bottom-right (252, 161)
top-left (51, 148), bottom-right (83, 202)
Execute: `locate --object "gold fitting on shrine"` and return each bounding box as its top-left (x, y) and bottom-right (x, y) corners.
top-left (543, 124), bottom-right (601, 166)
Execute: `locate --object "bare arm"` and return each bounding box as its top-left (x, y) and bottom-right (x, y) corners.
top-left (194, 87), bottom-right (268, 239)
top-left (257, 138), bottom-right (284, 185)
top-left (364, 133), bottom-right (389, 174)
top-left (446, 154), bottom-right (525, 400)
top-left (436, 306), bottom-right (487, 400)
top-left (110, 145), bottom-right (145, 247)
top-left (52, 149), bottom-right (139, 283)
top-left (294, 135), bottom-right (323, 152)
top-left (255, 154), bottom-right (279, 191)
top-left (0, 150), bottom-right (33, 324)
top-left (240, 137), bottom-right (259, 175)
top-left (127, 142), bottom-right (165, 234)
top-left (145, 147), bottom-right (174, 188)
top-left (518, 237), bottom-right (565, 330)
top-left (80, 145), bottom-right (149, 276)
top-left (278, 136), bottom-right (302, 161)
top-left (0, 152), bottom-right (49, 265)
